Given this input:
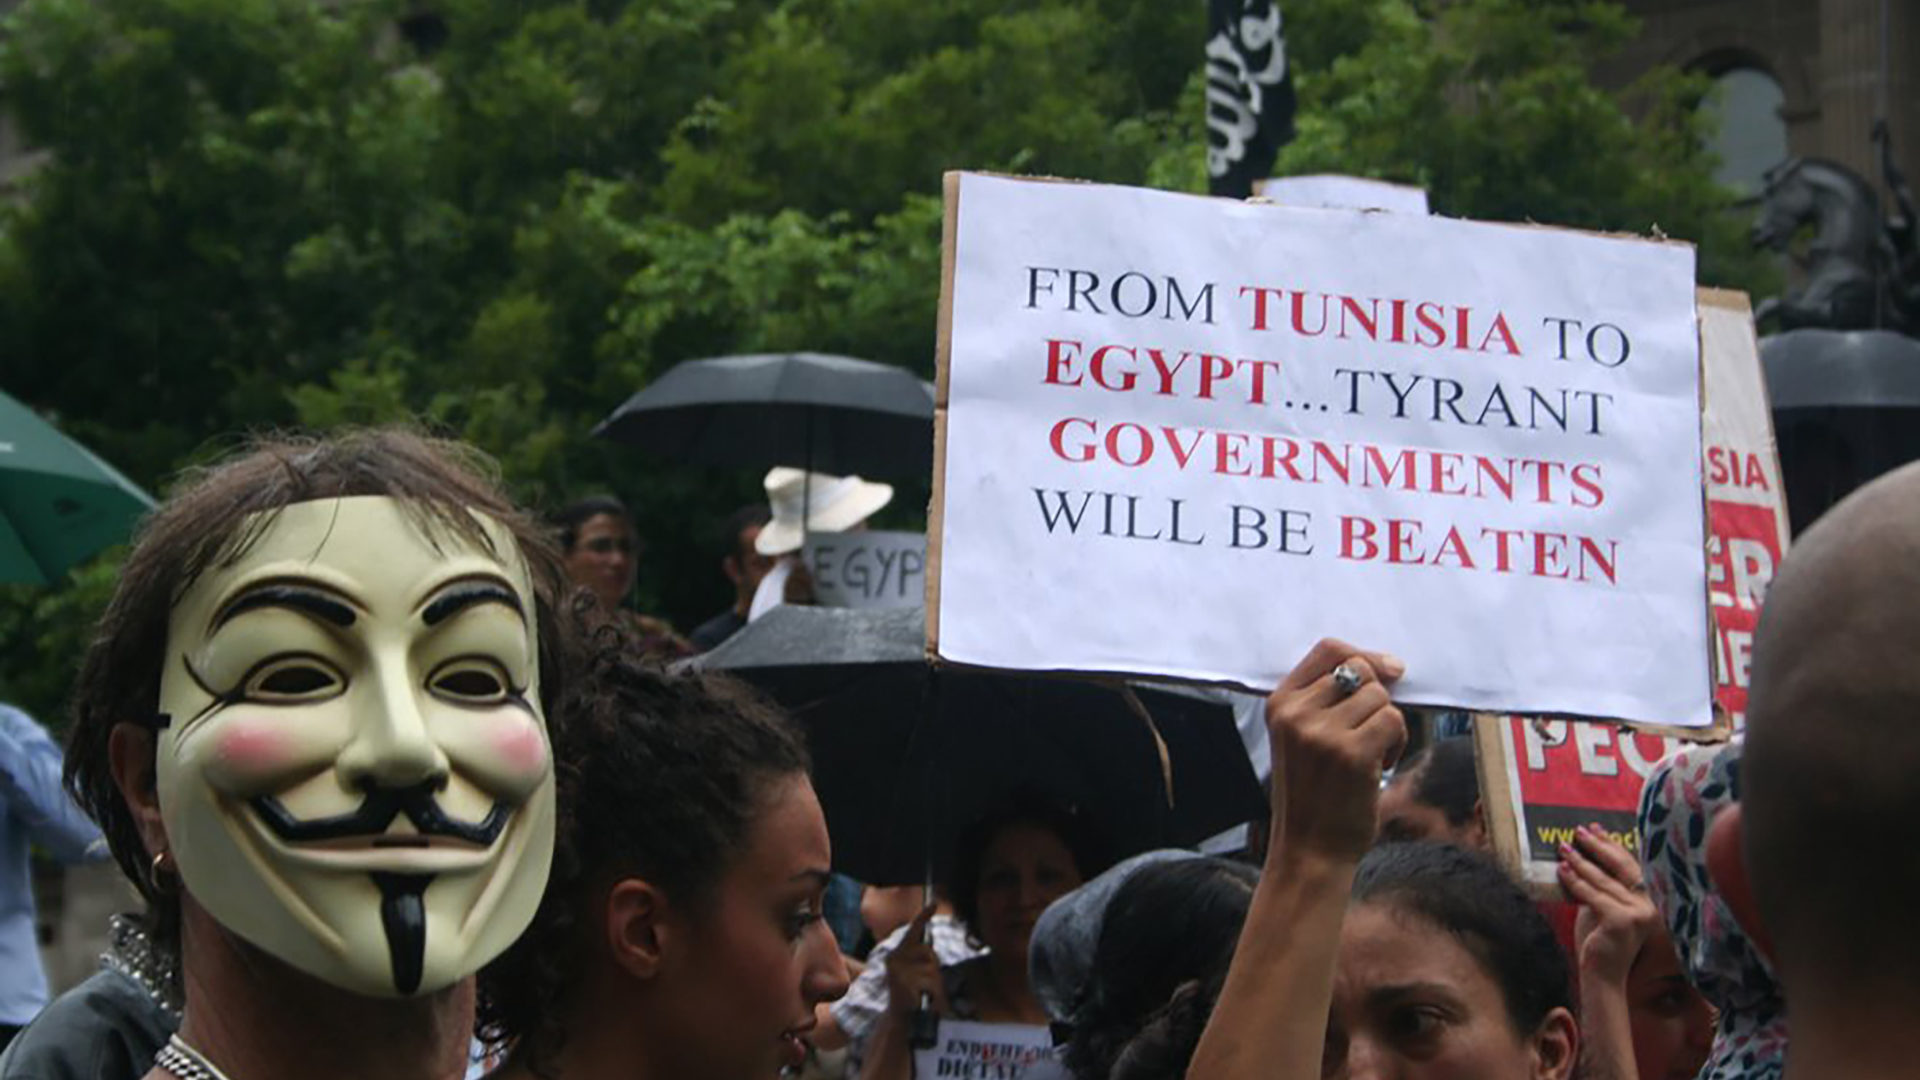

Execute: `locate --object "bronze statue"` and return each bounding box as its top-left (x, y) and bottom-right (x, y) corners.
top-left (1750, 125), bottom-right (1920, 335)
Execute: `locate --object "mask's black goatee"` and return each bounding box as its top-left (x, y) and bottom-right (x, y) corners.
top-left (371, 872), bottom-right (433, 996)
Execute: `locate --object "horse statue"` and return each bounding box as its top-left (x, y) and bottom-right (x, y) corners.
top-left (1750, 141), bottom-right (1920, 334)
top-left (1751, 157), bottom-right (1895, 330)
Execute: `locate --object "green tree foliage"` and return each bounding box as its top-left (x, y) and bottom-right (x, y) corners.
top-left (0, 0), bottom-right (1763, 723)
top-left (1267, 0), bottom-right (1774, 287)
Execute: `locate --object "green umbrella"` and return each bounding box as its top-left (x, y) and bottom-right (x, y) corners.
top-left (0, 390), bottom-right (155, 584)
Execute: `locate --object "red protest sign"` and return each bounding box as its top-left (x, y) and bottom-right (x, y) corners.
top-left (1476, 715), bottom-right (1687, 889)
top-left (1706, 498), bottom-right (1784, 723)
top-left (1698, 288), bottom-right (1792, 729)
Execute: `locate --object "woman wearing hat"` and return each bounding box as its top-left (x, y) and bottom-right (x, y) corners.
top-left (747, 468), bottom-right (894, 621)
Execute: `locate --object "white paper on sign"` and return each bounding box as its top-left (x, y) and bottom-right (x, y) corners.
top-left (803, 530), bottom-right (928, 610)
top-left (1258, 174), bottom-right (1430, 215)
top-left (911, 1020), bottom-right (1071, 1080)
top-left (934, 173), bottom-right (1712, 726)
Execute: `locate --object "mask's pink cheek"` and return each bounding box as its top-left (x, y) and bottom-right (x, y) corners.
top-left (492, 721), bottom-right (549, 778)
top-left (203, 721), bottom-right (298, 790)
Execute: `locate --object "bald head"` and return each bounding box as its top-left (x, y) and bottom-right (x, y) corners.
top-left (1744, 460), bottom-right (1920, 992)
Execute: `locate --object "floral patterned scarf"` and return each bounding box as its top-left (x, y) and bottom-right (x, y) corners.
top-left (1638, 741), bottom-right (1787, 1080)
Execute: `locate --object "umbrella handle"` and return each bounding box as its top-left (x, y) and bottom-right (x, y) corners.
top-left (909, 995), bottom-right (940, 1050)
top-left (907, 665), bottom-right (943, 1052)
top-left (909, 869), bottom-right (938, 1051)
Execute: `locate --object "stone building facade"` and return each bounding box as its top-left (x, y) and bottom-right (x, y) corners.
top-left (1598, 0), bottom-right (1916, 202)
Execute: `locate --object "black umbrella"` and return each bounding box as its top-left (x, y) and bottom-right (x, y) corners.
top-left (685, 605), bottom-right (1266, 886)
top-left (1761, 329), bottom-right (1920, 531)
top-left (1760, 328), bottom-right (1920, 409)
top-left (592, 352), bottom-right (935, 478)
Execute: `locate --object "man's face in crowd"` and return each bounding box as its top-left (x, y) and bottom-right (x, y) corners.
top-left (155, 496), bottom-right (556, 997)
top-left (564, 511), bottom-right (637, 610)
top-left (728, 523), bottom-right (777, 601)
top-left (1375, 775), bottom-right (1487, 851)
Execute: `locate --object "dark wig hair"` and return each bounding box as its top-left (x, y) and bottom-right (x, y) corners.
top-left (949, 790), bottom-right (1107, 938)
top-left (1397, 734), bottom-right (1481, 827)
top-left (1107, 975), bottom-right (1221, 1080)
top-left (476, 631), bottom-right (810, 1073)
top-left (1063, 857), bottom-right (1256, 1080)
top-left (550, 495), bottom-right (631, 553)
top-left (1352, 842), bottom-right (1570, 1035)
top-left (62, 427), bottom-right (574, 962)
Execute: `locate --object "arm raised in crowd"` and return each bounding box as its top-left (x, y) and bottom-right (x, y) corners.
top-left (1560, 826), bottom-right (1688, 1080)
top-left (1183, 639), bottom-right (1406, 1080)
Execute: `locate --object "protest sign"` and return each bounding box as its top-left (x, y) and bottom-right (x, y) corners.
top-left (803, 530), bottom-right (927, 610)
top-left (931, 172), bottom-right (1711, 726)
top-left (1474, 714), bottom-right (1688, 891)
top-left (1698, 289), bottom-right (1791, 728)
top-left (912, 1020), bottom-right (1070, 1080)
top-left (1474, 293), bottom-right (1774, 888)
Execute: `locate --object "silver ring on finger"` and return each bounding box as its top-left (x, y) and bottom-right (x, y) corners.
top-left (1332, 663), bottom-right (1364, 698)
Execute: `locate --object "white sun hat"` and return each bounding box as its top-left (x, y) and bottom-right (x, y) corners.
top-left (753, 467), bottom-right (894, 556)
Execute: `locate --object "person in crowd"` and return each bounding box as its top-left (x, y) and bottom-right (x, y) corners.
top-left (1559, 825), bottom-right (1715, 1080)
top-left (1373, 730), bottom-right (1563, 954)
top-left (853, 794), bottom-right (1101, 1080)
top-left (1704, 462), bottom-right (1920, 1080)
top-left (811, 886), bottom-right (979, 1069)
top-left (1374, 734), bottom-right (1485, 849)
top-left (1156, 639), bottom-right (1581, 1080)
top-left (49, 429), bottom-right (575, 1080)
top-left (0, 703), bottom-right (106, 1051)
top-left (1641, 742), bottom-right (1785, 1080)
top-left (476, 643), bottom-right (849, 1080)
top-left (688, 504), bottom-right (774, 652)
top-left (1026, 850), bottom-right (1201, 1027)
top-left (1375, 725), bottom-right (1705, 1080)
top-left (552, 496), bottom-right (690, 659)
top-left (747, 469), bottom-right (893, 622)
top-left (1059, 856), bottom-right (1256, 1080)
top-left (1110, 843), bottom-right (1581, 1080)
top-left (1325, 843), bottom-right (1578, 1079)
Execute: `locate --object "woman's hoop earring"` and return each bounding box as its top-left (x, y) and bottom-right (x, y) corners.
top-left (150, 850), bottom-right (178, 893)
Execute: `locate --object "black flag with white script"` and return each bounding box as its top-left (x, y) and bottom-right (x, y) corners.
top-left (1206, 0), bottom-right (1297, 199)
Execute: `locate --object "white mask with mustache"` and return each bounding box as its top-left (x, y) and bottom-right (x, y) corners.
top-left (155, 496), bottom-right (556, 997)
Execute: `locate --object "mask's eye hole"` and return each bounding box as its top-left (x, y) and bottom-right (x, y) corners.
top-left (245, 657), bottom-right (345, 703)
top-left (430, 659), bottom-right (511, 705)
